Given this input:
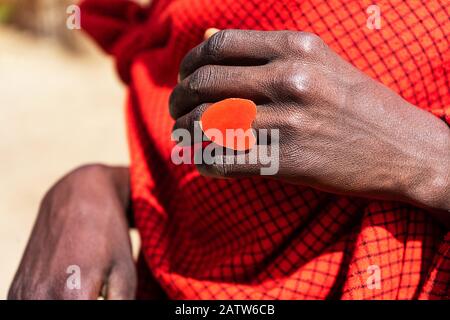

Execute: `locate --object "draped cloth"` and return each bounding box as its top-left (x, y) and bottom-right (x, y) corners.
top-left (80, 0), bottom-right (450, 299)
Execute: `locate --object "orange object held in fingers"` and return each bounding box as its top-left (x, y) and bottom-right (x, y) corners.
top-left (200, 98), bottom-right (257, 151)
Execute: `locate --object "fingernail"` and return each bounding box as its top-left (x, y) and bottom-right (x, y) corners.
top-left (204, 28), bottom-right (220, 40)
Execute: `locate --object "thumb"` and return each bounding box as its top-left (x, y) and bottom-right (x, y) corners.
top-left (106, 263), bottom-right (137, 300)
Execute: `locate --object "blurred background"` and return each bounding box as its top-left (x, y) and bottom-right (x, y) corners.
top-left (0, 0), bottom-right (132, 298)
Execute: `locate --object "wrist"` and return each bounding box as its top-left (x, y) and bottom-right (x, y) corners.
top-left (413, 164), bottom-right (450, 211)
top-left (107, 166), bottom-right (131, 211)
top-left (405, 128), bottom-right (450, 212)
top-left (108, 166), bottom-right (134, 227)
top-left (64, 164), bottom-right (131, 213)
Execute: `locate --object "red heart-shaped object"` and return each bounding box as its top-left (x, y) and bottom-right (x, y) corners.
top-left (200, 98), bottom-right (257, 151)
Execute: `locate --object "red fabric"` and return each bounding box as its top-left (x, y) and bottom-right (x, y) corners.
top-left (81, 0), bottom-right (450, 299)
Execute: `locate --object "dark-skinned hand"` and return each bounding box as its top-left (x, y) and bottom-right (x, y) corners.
top-left (170, 30), bottom-right (450, 218)
top-left (8, 165), bottom-right (136, 300)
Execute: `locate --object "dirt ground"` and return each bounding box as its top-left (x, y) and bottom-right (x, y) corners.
top-left (0, 26), bottom-right (129, 298)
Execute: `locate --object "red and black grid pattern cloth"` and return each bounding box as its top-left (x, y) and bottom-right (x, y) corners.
top-left (80, 0), bottom-right (450, 299)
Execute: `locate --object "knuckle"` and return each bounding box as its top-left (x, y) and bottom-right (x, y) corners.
top-left (176, 104), bottom-right (207, 132)
top-left (187, 66), bottom-right (214, 95)
top-left (287, 31), bottom-right (323, 55)
top-left (300, 32), bottom-right (323, 52)
top-left (204, 30), bottom-right (229, 57)
top-left (284, 31), bottom-right (302, 48)
top-left (277, 65), bottom-right (313, 97)
top-left (290, 73), bottom-right (312, 95)
top-left (191, 104), bottom-right (207, 123)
